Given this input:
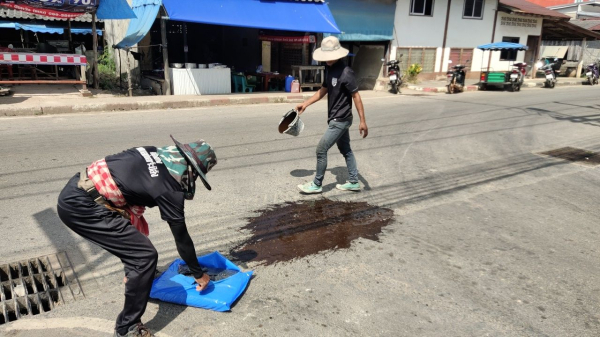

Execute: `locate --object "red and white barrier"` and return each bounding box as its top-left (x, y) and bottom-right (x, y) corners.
top-left (0, 53), bottom-right (87, 66)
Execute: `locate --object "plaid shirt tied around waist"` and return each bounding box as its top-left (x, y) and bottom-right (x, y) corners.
top-left (87, 159), bottom-right (149, 236)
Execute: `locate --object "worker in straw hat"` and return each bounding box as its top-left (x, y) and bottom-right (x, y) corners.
top-left (296, 36), bottom-right (368, 194)
top-left (56, 136), bottom-right (217, 337)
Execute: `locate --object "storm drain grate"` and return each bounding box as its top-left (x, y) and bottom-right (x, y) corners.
top-left (539, 147), bottom-right (600, 166)
top-left (0, 252), bottom-right (83, 325)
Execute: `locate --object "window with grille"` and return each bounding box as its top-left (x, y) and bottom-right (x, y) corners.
top-left (410, 0), bottom-right (434, 16)
top-left (500, 37), bottom-right (519, 61)
top-left (463, 0), bottom-right (484, 19)
top-left (397, 47), bottom-right (437, 73)
top-left (449, 48), bottom-right (473, 66)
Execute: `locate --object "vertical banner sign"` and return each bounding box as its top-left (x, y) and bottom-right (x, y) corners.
top-left (0, 0), bottom-right (99, 19)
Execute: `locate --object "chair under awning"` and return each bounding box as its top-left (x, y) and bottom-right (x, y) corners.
top-left (162, 0), bottom-right (340, 34)
top-left (325, 0), bottom-right (396, 41)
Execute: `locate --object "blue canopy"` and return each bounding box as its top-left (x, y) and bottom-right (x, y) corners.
top-left (477, 42), bottom-right (528, 51)
top-left (0, 21), bottom-right (101, 35)
top-left (96, 0), bottom-right (137, 20)
top-left (114, 0), bottom-right (161, 49)
top-left (325, 0), bottom-right (396, 41)
top-left (162, 0), bottom-right (340, 34)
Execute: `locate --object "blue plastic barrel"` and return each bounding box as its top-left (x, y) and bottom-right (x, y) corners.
top-left (285, 75), bottom-right (294, 92)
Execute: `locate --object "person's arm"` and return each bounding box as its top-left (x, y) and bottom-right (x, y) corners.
top-left (296, 86), bottom-right (328, 115)
top-left (352, 91), bottom-right (368, 138)
top-left (168, 221), bottom-right (210, 291)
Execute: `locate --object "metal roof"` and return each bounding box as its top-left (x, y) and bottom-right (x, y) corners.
top-left (0, 7), bottom-right (94, 22)
top-left (570, 19), bottom-right (600, 31)
top-left (499, 0), bottom-right (570, 20)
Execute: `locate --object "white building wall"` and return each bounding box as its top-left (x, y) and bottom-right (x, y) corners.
top-left (474, 12), bottom-right (542, 72)
top-left (392, 0), bottom-right (497, 73)
top-left (391, 0), bottom-right (448, 72)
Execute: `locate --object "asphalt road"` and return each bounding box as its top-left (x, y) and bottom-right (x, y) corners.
top-left (1, 86), bottom-right (600, 336)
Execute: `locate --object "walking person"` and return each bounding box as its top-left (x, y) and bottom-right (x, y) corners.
top-left (56, 136), bottom-right (217, 337)
top-left (296, 36), bottom-right (368, 194)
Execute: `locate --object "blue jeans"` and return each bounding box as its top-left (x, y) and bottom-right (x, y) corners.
top-left (313, 119), bottom-right (358, 186)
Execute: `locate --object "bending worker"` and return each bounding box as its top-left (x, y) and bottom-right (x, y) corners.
top-left (57, 135), bottom-right (217, 337)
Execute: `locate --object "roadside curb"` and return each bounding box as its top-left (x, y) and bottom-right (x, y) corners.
top-left (407, 80), bottom-right (589, 93)
top-left (0, 93), bottom-right (314, 117)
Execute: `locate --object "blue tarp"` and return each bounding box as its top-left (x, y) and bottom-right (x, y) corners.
top-left (162, 0), bottom-right (340, 34)
top-left (325, 0), bottom-right (396, 41)
top-left (96, 0), bottom-right (137, 20)
top-left (114, 0), bottom-right (161, 49)
top-left (477, 42), bottom-right (528, 51)
top-left (150, 252), bottom-right (253, 312)
top-left (0, 21), bottom-right (100, 35)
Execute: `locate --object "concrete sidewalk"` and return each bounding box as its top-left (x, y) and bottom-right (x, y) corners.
top-left (0, 84), bottom-right (321, 117)
top-left (406, 77), bottom-right (589, 93)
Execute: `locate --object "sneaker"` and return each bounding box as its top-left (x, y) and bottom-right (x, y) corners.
top-left (114, 323), bottom-right (154, 337)
top-left (297, 181), bottom-right (322, 194)
top-left (336, 181), bottom-right (361, 191)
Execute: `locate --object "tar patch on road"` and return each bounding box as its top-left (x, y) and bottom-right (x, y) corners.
top-left (230, 199), bottom-right (394, 266)
top-left (538, 147), bottom-right (600, 166)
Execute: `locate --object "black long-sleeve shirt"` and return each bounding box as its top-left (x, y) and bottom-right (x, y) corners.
top-left (105, 146), bottom-right (204, 278)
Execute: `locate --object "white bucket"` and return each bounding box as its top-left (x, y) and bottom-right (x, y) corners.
top-left (278, 109), bottom-right (305, 137)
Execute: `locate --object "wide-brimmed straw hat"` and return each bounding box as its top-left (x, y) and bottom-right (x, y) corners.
top-left (313, 36), bottom-right (349, 62)
top-left (170, 135), bottom-right (217, 190)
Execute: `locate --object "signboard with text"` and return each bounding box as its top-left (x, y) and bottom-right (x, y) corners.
top-left (259, 35), bottom-right (316, 44)
top-left (0, 0), bottom-right (98, 19)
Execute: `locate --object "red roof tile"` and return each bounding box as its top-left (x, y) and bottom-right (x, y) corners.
top-left (499, 0), bottom-right (570, 19)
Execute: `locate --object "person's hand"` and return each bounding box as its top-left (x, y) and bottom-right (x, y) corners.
top-left (359, 122), bottom-right (369, 138)
top-left (195, 273), bottom-right (210, 291)
top-left (296, 103), bottom-right (307, 115)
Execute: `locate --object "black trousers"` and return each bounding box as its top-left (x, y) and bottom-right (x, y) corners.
top-left (57, 173), bottom-right (158, 333)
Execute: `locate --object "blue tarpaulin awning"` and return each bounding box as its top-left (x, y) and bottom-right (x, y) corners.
top-left (114, 0), bottom-right (161, 49)
top-left (162, 0), bottom-right (340, 34)
top-left (325, 0), bottom-right (396, 41)
top-left (0, 21), bottom-right (101, 35)
top-left (477, 42), bottom-right (529, 51)
top-left (96, 0), bottom-right (137, 20)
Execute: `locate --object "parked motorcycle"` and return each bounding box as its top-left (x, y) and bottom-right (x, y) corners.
top-left (586, 60), bottom-right (599, 85)
top-left (536, 58), bottom-right (559, 89)
top-left (446, 60), bottom-right (469, 94)
top-left (383, 55), bottom-right (403, 94)
top-left (508, 62), bottom-right (527, 92)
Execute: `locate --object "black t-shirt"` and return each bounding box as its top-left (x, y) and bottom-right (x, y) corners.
top-left (106, 146), bottom-right (204, 278)
top-left (322, 60), bottom-right (359, 123)
top-left (106, 146), bottom-right (185, 223)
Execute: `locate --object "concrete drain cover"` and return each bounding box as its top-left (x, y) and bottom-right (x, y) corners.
top-left (0, 252), bottom-right (83, 325)
top-left (539, 147), bottom-right (600, 166)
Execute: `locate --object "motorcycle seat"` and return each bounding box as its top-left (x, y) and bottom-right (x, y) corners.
top-left (513, 62), bottom-right (526, 67)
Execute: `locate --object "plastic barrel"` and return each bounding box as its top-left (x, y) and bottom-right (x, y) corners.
top-left (285, 76), bottom-right (294, 92)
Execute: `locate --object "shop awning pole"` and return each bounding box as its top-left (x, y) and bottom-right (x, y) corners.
top-left (67, 19), bottom-right (74, 53)
top-left (161, 12), bottom-right (171, 95)
top-left (126, 48), bottom-right (133, 97)
top-left (92, 11), bottom-right (99, 89)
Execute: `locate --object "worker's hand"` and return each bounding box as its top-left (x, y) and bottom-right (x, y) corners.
top-left (296, 103), bottom-right (307, 115)
top-left (195, 273), bottom-right (210, 292)
top-left (359, 122), bottom-right (369, 138)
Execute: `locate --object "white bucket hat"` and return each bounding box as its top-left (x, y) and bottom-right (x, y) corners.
top-left (313, 36), bottom-right (349, 62)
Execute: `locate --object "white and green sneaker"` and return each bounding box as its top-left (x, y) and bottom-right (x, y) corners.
top-left (298, 182), bottom-right (322, 194)
top-left (336, 181), bottom-right (361, 191)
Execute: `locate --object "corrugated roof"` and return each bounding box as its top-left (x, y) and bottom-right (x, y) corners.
top-left (499, 0), bottom-right (570, 19)
top-left (570, 19), bottom-right (600, 31)
top-left (0, 7), bottom-right (94, 22)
